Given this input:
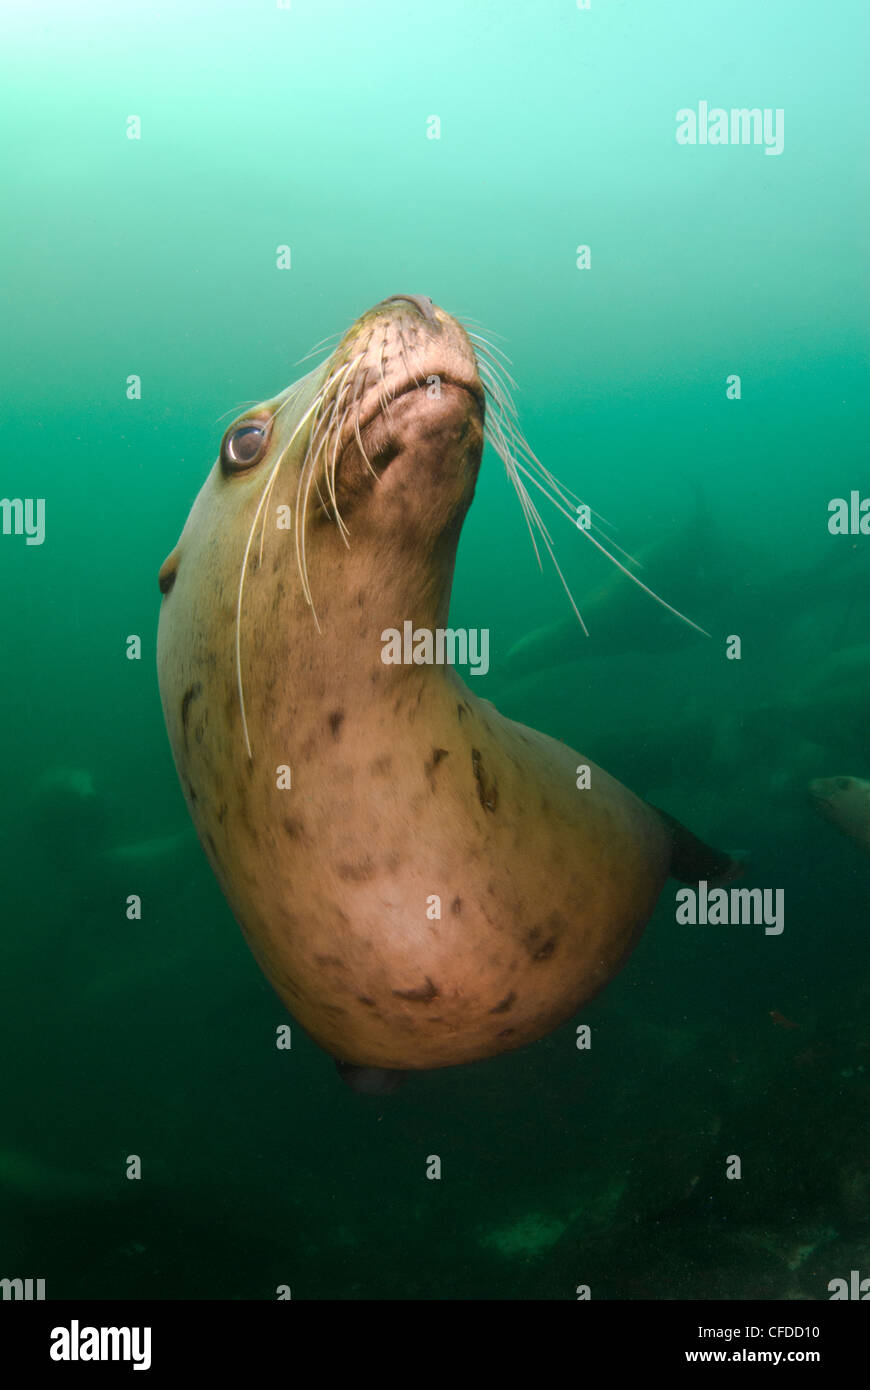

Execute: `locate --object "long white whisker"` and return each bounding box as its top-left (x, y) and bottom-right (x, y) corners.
top-left (237, 376), bottom-right (351, 757)
top-left (214, 400), bottom-right (260, 425)
top-left (512, 458), bottom-right (708, 636)
top-left (475, 331), bottom-right (707, 635)
top-left (294, 356), bottom-right (365, 620)
top-left (294, 330), bottom-right (342, 366)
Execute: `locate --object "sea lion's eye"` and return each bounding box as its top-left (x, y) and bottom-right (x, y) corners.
top-left (221, 421), bottom-right (270, 473)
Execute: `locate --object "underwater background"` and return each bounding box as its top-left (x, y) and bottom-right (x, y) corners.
top-left (2, 0), bottom-right (869, 1299)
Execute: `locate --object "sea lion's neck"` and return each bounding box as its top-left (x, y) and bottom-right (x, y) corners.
top-left (277, 545), bottom-right (472, 723)
top-left (313, 534), bottom-right (457, 634)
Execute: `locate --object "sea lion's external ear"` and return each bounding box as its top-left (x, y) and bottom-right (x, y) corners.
top-left (158, 548), bottom-right (180, 596)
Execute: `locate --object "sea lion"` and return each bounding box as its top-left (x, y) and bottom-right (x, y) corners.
top-left (157, 294), bottom-right (737, 1088)
top-left (809, 776), bottom-right (870, 854)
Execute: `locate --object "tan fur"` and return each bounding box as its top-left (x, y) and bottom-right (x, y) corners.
top-left (157, 299), bottom-right (671, 1069)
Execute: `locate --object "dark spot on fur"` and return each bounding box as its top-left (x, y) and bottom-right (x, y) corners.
top-left (425, 747), bottom-right (450, 778)
top-left (282, 817), bottom-right (304, 839)
top-left (471, 747), bottom-right (498, 812)
top-left (532, 938), bottom-right (557, 962)
top-left (315, 954), bottom-right (347, 969)
top-left (217, 802), bottom-right (228, 824)
top-left (497, 1027), bottom-right (516, 1038)
top-left (180, 683), bottom-right (202, 744)
top-left (357, 995), bottom-right (376, 1007)
top-left (337, 858), bottom-right (375, 882)
top-left (205, 832), bottom-right (217, 856)
top-left (328, 709), bottom-right (345, 738)
top-left (490, 991), bottom-right (516, 1014)
top-left (451, 896), bottom-right (462, 915)
top-left (239, 804), bottom-right (259, 845)
top-left (524, 918), bottom-right (563, 961)
top-left (392, 977), bottom-right (440, 1003)
top-left (370, 754), bottom-right (392, 776)
top-left (457, 703), bottom-right (465, 721)
top-left (321, 1003), bottom-right (348, 1017)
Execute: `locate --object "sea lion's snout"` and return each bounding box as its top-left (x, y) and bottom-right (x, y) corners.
top-left (316, 296), bottom-right (485, 520)
top-left (809, 776), bottom-right (853, 806)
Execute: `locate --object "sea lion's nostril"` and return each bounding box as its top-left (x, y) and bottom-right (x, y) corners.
top-left (380, 293), bottom-right (438, 324)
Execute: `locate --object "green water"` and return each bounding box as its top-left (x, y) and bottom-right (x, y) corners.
top-left (2, 0), bottom-right (869, 1299)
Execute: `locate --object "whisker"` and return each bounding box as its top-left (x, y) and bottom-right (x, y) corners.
top-left (513, 458), bottom-right (708, 636)
top-left (477, 337), bottom-right (706, 637)
top-left (457, 316), bottom-right (509, 343)
top-left (294, 356), bottom-right (365, 621)
top-left (294, 330), bottom-right (342, 366)
top-left (237, 366), bottom-right (354, 757)
top-left (466, 330), bottom-right (515, 368)
top-left (214, 400), bottom-right (261, 425)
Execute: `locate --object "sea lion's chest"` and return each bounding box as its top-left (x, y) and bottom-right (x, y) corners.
top-left (163, 655), bottom-right (669, 1067)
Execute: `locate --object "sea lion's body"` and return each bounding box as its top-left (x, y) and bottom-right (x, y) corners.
top-left (157, 295), bottom-right (732, 1074)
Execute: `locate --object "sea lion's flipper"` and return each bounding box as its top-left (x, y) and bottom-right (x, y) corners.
top-left (649, 805), bottom-right (744, 886)
top-left (334, 1060), bottom-right (408, 1095)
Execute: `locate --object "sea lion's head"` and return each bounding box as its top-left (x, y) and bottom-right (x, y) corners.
top-left (157, 296), bottom-right (486, 761)
top-left (809, 775), bottom-right (870, 846)
top-left (160, 294), bottom-right (484, 599)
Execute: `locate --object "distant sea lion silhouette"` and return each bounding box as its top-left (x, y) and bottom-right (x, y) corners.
top-left (809, 776), bottom-right (870, 855)
top-left (157, 295), bottom-right (737, 1093)
top-left (27, 767), bottom-right (108, 870)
